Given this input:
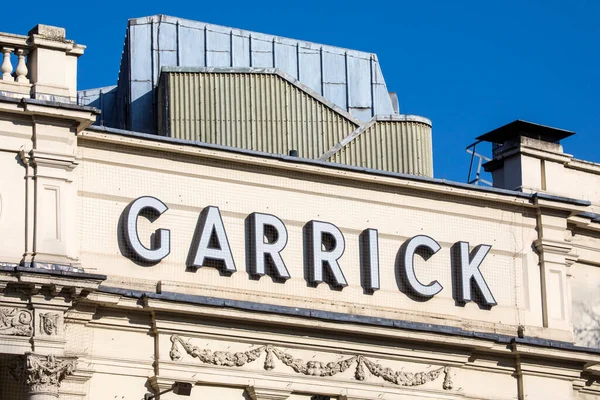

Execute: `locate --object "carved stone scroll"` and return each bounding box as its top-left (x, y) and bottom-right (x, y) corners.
top-left (0, 307), bottom-right (33, 336)
top-left (170, 335), bottom-right (452, 390)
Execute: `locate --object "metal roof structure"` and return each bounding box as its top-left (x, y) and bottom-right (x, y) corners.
top-left (77, 15), bottom-right (439, 177)
top-left (80, 15), bottom-right (400, 134)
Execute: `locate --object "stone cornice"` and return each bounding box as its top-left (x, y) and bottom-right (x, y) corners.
top-left (0, 95), bottom-right (98, 132)
top-left (89, 286), bottom-right (600, 366)
top-left (534, 239), bottom-right (573, 256)
top-left (568, 216), bottom-right (600, 234)
top-left (79, 128), bottom-right (587, 212)
top-left (584, 363), bottom-right (600, 377)
top-left (27, 149), bottom-right (79, 171)
top-left (0, 266), bottom-right (106, 298)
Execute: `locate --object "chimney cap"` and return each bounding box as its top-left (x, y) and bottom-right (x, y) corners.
top-left (476, 120), bottom-right (575, 144)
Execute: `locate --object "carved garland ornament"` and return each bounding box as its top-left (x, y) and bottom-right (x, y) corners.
top-left (0, 307), bottom-right (33, 336)
top-left (170, 335), bottom-right (453, 390)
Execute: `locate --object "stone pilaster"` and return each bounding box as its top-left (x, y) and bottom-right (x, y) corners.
top-left (12, 353), bottom-right (77, 400)
top-left (533, 207), bottom-right (574, 337)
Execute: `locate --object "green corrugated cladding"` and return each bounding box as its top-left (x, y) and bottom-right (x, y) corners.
top-left (329, 120), bottom-right (434, 177)
top-left (159, 71), bottom-right (359, 160)
top-left (159, 70), bottom-right (433, 177)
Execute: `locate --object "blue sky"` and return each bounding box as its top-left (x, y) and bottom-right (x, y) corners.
top-left (8, 1), bottom-right (599, 182)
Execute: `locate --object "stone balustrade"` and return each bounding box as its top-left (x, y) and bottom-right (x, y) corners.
top-left (0, 33), bottom-right (31, 97)
top-left (0, 25), bottom-right (85, 102)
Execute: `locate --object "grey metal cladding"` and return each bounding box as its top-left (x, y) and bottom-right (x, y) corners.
top-left (274, 41), bottom-right (297, 77)
top-left (128, 22), bottom-right (155, 133)
top-left (121, 15), bottom-right (396, 133)
top-left (77, 86), bottom-right (117, 127)
top-left (179, 25), bottom-right (205, 66)
top-left (206, 29), bottom-right (231, 67)
top-left (232, 33), bottom-right (250, 67)
top-left (298, 45), bottom-right (321, 93)
top-left (347, 56), bottom-right (371, 108)
top-left (130, 23), bottom-right (152, 83)
top-left (373, 62), bottom-right (394, 116)
top-left (250, 37), bottom-right (273, 67)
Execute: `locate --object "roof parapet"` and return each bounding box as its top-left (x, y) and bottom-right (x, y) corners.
top-left (0, 24), bottom-right (85, 103)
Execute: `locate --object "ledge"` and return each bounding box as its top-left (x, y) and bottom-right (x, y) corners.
top-left (578, 211), bottom-right (600, 223)
top-left (85, 125), bottom-right (591, 208)
top-left (533, 192), bottom-right (591, 207)
top-left (97, 285), bottom-right (600, 356)
top-left (0, 264), bottom-right (106, 281)
top-left (14, 266), bottom-right (107, 281)
top-left (0, 94), bottom-right (100, 114)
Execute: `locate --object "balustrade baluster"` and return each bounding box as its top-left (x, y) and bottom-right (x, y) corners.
top-left (14, 49), bottom-right (28, 83)
top-left (1, 47), bottom-right (14, 81)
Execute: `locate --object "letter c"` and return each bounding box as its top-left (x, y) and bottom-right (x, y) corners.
top-left (402, 235), bottom-right (443, 297)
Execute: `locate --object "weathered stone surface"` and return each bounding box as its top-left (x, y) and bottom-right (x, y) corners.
top-left (12, 354), bottom-right (77, 396)
top-left (0, 307), bottom-right (32, 336)
top-left (28, 24), bottom-right (66, 40)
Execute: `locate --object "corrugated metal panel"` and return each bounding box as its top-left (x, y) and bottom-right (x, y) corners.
top-left (121, 15), bottom-right (396, 133)
top-left (330, 118), bottom-right (434, 177)
top-left (160, 71), bottom-right (359, 159)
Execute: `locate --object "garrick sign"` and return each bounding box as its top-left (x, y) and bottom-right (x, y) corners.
top-left (122, 196), bottom-right (497, 307)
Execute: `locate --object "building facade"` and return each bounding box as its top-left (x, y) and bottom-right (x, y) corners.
top-left (0, 18), bottom-right (600, 400)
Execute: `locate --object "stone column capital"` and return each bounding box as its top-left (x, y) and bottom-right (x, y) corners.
top-left (12, 353), bottom-right (77, 398)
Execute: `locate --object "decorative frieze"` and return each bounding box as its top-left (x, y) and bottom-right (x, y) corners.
top-left (0, 307), bottom-right (33, 336)
top-left (12, 353), bottom-right (77, 397)
top-left (170, 335), bottom-right (453, 390)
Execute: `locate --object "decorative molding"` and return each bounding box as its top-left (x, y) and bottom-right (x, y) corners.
top-left (0, 307), bottom-right (33, 336)
top-left (12, 353), bottom-right (77, 396)
top-left (170, 335), bottom-right (453, 390)
top-left (534, 238), bottom-right (573, 256)
top-left (39, 312), bottom-right (59, 335)
top-left (246, 386), bottom-right (292, 400)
